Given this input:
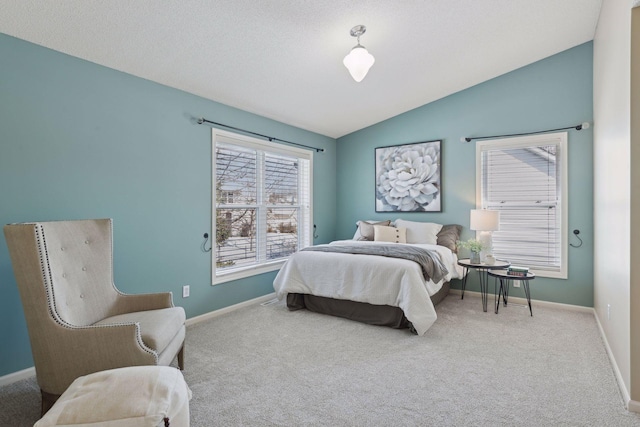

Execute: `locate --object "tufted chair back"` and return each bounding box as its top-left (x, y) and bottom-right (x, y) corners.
top-left (38, 219), bottom-right (120, 326)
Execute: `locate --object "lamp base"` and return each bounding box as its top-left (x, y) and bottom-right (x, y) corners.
top-left (478, 231), bottom-right (493, 263)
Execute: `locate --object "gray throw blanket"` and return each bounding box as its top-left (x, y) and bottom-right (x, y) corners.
top-left (302, 244), bottom-right (449, 283)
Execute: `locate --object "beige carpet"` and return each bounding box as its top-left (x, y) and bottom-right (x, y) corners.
top-left (2, 293), bottom-right (640, 426)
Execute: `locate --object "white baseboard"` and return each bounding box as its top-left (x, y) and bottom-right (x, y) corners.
top-left (448, 288), bottom-right (593, 313)
top-left (629, 400), bottom-right (640, 413)
top-left (185, 292), bottom-right (277, 327)
top-left (0, 366), bottom-right (35, 387)
top-left (593, 310), bottom-right (633, 411)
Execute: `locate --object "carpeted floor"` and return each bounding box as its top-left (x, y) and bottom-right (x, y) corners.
top-left (2, 293), bottom-right (640, 426)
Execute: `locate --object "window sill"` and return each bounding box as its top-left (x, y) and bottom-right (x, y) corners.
top-left (213, 260), bottom-right (286, 285)
top-left (530, 269), bottom-right (567, 280)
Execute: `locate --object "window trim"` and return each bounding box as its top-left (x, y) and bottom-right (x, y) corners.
top-left (475, 132), bottom-right (568, 279)
top-left (211, 128), bottom-right (313, 285)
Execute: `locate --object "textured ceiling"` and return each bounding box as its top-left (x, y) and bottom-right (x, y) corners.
top-left (0, 0), bottom-right (602, 138)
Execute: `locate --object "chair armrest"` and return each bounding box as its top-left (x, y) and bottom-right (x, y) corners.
top-left (114, 291), bottom-right (175, 314)
top-left (34, 323), bottom-right (159, 395)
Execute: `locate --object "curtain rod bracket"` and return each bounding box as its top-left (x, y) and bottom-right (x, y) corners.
top-left (196, 117), bottom-right (324, 152)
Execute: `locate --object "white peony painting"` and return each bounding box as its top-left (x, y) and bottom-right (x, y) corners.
top-left (375, 140), bottom-right (441, 212)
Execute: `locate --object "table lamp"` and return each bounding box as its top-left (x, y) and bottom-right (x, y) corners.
top-left (470, 209), bottom-right (500, 262)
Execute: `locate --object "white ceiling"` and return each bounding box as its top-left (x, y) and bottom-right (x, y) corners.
top-left (0, 1), bottom-right (602, 138)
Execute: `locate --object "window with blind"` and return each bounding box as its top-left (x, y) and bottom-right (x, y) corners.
top-left (212, 129), bottom-right (312, 284)
top-left (476, 132), bottom-right (568, 279)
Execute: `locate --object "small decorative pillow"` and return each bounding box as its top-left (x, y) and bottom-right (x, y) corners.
top-left (355, 220), bottom-right (391, 241)
top-left (394, 219), bottom-right (443, 244)
top-left (437, 224), bottom-right (463, 252)
top-left (374, 225), bottom-right (407, 243)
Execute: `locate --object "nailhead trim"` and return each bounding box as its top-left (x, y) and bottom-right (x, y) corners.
top-left (33, 221), bottom-right (158, 361)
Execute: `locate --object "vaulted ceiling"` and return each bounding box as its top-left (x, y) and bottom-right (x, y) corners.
top-left (0, 1), bottom-right (602, 138)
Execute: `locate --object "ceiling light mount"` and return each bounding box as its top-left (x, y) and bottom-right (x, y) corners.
top-left (343, 25), bottom-right (375, 83)
top-left (350, 25), bottom-right (367, 42)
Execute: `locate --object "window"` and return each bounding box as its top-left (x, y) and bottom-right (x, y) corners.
top-left (212, 129), bottom-right (312, 284)
top-left (476, 132), bottom-right (568, 278)
top-left (221, 191), bottom-right (236, 204)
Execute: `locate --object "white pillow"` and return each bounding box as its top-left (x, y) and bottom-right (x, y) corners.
top-left (394, 219), bottom-right (443, 244)
top-left (374, 225), bottom-right (407, 243)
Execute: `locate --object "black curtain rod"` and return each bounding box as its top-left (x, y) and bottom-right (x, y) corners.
top-left (461, 122), bottom-right (590, 142)
top-left (196, 117), bottom-right (324, 153)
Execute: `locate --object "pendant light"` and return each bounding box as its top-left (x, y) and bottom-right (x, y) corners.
top-left (343, 25), bottom-right (375, 82)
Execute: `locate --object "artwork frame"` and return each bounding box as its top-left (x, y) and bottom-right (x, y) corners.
top-left (375, 140), bottom-right (442, 212)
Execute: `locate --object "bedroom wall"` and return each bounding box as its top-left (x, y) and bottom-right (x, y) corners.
top-left (632, 5), bottom-right (640, 409)
top-left (0, 33), bottom-right (337, 377)
top-left (593, 0), bottom-right (637, 410)
top-left (336, 42), bottom-right (594, 307)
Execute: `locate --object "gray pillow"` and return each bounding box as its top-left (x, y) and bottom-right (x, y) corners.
top-left (357, 220), bottom-right (391, 241)
top-left (437, 224), bottom-right (463, 252)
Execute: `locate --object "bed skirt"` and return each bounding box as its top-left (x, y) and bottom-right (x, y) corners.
top-left (286, 281), bottom-right (450, 331)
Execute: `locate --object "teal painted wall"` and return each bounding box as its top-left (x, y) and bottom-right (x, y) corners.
top-left (0, 34), bottom-right (337, 376)
top-left (0, 33), bottom-right (594, 377)
top-left (336, 42), bottom-right (594, 307)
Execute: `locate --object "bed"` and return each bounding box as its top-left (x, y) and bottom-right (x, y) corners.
top-left (273, 221), bottom-right (464, 335)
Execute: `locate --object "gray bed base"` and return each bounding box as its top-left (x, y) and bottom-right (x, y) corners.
top-left (286, 281), bottom-right (450, 332)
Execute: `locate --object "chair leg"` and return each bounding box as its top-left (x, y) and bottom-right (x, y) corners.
top-left (41, 390), bottom-right (60, 416)
top-left (177, 344), bottom-right (185, 370)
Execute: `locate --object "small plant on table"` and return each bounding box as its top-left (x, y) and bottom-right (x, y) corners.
top-left (456, 239), bottom-right (486, 264)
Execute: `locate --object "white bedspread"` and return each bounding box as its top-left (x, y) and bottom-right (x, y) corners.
top-left (273, 240), bottom-right (463, 335)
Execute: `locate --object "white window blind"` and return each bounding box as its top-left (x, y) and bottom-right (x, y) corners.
top-left (476, 132), bottom-right (567, 278)
top-left (212, 129), bottom-right (312, 284)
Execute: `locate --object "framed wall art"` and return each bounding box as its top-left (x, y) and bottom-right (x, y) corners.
top-left (375, 140), bottom-right (442, 212)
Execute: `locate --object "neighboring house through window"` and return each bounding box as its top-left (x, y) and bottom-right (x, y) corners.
top-left (221, 190), bottom-right (237, 204)
top-left (476, 132), bottom-right (568, 278)
top-left (212, 129), bottom-right (312, 284)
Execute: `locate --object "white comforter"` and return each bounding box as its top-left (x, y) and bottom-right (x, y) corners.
top-left (273, 240), bottom-right (464, 335)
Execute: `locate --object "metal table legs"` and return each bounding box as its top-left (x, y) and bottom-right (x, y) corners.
top-left (461, 267), bottom-right (489, 312)
top-left (494, 277), bottom-right (507, 314)
top-left (493, 277), bottom-right (533, 316)
top-left (478, 269), bottom-right (489, 312)
top-left (522, 280), bottom-right (533, 316)
top-left (461, 267), bottom-right (468, 299)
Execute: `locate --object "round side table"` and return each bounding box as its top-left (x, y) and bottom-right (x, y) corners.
top-left (457, 259), bottom-right (510, 312)
top-left (488, 269), bottom-right (536, 316)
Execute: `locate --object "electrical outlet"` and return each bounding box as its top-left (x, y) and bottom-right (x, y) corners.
top-left (513, 280), bottom-right (521, 288)
top-left (607, 304), bottom-right (611, 320)
top-left (182, 285), bottom-right (190, 298)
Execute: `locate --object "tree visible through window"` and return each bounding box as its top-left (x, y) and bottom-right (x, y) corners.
top-left (476, 132), bottom-right (568, 278)
top-left (212, 129), bottom-right (312, 283)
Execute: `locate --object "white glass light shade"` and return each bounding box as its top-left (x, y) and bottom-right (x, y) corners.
top-left (470, 209), bottom-right (500, 231)
top-left (343, 46), bottom-right (375, 82)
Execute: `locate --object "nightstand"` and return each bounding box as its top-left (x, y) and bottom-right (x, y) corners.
top-left (457, 258), bottom-right (510, 312)
top-left (489, 269), bottom-right (536, 316)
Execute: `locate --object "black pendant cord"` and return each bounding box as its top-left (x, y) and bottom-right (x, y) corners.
top-left (462, 122), bottom-right (590, 142)
top-left (197, 117), bottom-right (324, 153)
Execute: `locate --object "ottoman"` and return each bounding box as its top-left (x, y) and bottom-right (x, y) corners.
top-left (34, 366), bottom-right (191, 427)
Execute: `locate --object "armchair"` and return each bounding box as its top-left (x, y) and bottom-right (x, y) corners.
top-left (4, 219), bottom-right (186, 414)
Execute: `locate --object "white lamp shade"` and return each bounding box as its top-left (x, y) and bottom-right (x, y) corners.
top-left (470, 209), bottom-right (500, 231)
top-left (343, 46), bottom-right (375, 82)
